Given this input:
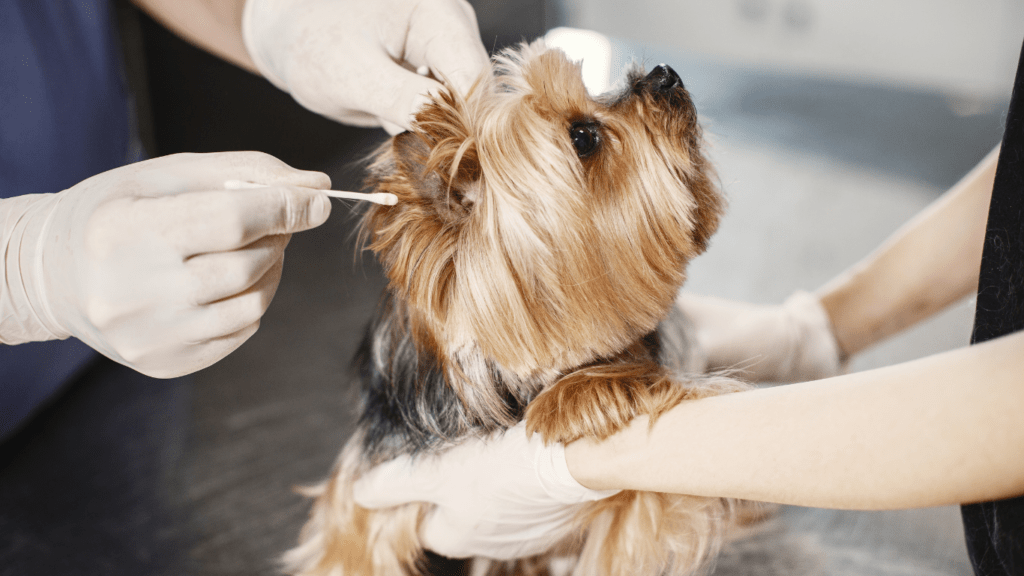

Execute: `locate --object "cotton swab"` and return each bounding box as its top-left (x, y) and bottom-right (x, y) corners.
top-left (223, 179), bottom-right (398, 206)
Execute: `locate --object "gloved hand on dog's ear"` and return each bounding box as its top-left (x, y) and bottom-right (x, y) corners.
top-left (353, 421), bottom-right (620, 560)
top-left (242, 0), bottom-right (490, 135)
top-left (675, 290), bottom-right (844, 383)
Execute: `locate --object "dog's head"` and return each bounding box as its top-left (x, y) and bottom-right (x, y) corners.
top-left (362, 40), bottom-right (723, 386)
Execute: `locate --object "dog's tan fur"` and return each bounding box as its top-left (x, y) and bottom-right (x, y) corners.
top-left (284, 40), bottom-right (751, 576)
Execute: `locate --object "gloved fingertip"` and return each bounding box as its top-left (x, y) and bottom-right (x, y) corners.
top-left (412, 86), bottom-right (442, 114)
top-left (351, 476), bottom-right (382, 509)
top-left (446, 59), bottom-right (488, 97)
top-left (381, 120), bottom-right (406, 136)
top-left (351, 456), bottom-right (425, 509)
top-left (351, 471), bottom-right (404, 509)
top-left (419, 510), bottom-right (472, 559)
top-left (403, 77), bottom-right (446, 122)
top-left (308, 193), bottom-right (331, 226)
top-left (447, 73), bottom-right (476, 98)
top-left (302, 170), bottom-right (332, 191)
top-left (418, 29), bottom-right (488, 96)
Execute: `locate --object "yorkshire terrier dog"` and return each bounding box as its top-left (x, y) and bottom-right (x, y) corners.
top-left (285, 40), bottom-right (751, 576)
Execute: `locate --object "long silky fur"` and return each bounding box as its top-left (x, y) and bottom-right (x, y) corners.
top-left (283, 430), bottom-right (428, 576)
top-left (287, 39), bottom-right (753, 576)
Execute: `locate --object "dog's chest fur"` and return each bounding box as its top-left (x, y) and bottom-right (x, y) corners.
top-left (354, 295), bottom-right (704, 465)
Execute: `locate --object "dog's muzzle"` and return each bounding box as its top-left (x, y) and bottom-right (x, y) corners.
top-left (631, 63), bottom-right (693, 112)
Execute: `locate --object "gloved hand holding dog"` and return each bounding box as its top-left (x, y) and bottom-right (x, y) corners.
top-left (353, 421), bottom-right (620, 560)
top-left (676, 290), bottom-right (844, 383)
top-left (0, 152), bottom-right (332, 378)
top-left (242, 0), bottom-right (490, 134)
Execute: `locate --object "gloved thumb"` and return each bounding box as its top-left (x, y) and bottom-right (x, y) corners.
top-left (352, 454), bottom-right (439, 509)
top-left (275, 188), bottom-right (332, 235)
top-left (417, 507), bottom-right (475, 559)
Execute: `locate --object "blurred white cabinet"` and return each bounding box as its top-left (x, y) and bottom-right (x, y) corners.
top-left (563, 0), bottom-right (1024, 98)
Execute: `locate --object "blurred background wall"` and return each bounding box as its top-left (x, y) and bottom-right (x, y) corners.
top-left (558, 0), bottom-right (1024, 99)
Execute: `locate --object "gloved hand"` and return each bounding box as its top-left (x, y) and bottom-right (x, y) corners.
top-left (353, 422), bottom-right (620, 560)
top-left (242, 0), bottom-right (490, 134)
top-left (675, 291), bottom-right (844, 383)
top-left (0, 152), bottom-right (331, 378)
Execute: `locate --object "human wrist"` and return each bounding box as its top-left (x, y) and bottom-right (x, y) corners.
top-left (0, 194), bottom-right (72, 344)
top-left (778, 290), bottom-right (844, 380)
top-left (544, 440), bottom-right (623, 502)
top-left (563, 421), bottom-right (641, 493)
top-left (564, 439), bottom-right (607, 491)
top-left (815, 279), bottom-right (864, 360)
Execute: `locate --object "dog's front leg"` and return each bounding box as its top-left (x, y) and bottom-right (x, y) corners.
top-left (523, 361), bottom-right (686, 445)
top-left (524, 360), bottom-right (749, 444)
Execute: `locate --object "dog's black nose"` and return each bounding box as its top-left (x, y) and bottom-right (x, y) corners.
top-left (645, 64), bottom-right (683, 91)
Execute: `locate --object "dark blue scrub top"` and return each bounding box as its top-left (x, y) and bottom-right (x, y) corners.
top-left (1, 0), bottom-right (141, 440)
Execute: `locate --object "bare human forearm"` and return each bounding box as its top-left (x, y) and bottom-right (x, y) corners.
top-left (130, 0), bottom-right (256, 73)
top-left (566, 329), bottom-right (1024, 509)
top-left (817, 146), bottom-right (999, 358)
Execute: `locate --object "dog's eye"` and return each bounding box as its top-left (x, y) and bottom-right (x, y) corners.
top-left (569, 122), bottom-right (599, 158)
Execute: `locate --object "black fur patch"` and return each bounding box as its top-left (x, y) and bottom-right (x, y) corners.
top-left (355, 295), bottom-right (532, 464)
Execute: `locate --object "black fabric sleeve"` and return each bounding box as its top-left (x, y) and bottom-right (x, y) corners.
top-left (961, 37), bottom-right (1024, 576)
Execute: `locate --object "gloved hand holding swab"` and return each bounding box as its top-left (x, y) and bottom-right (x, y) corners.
top-left (0, 152), bottom-right (336, 377)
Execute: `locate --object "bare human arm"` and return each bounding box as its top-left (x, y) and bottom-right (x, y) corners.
top-left (818, 146), bottom-right (999, 357)
top-left (567, 328), bottom-right (1024, 509)
top-left (129, 0), bottom-right (256, 72)
top-left (567, 147), bottom-right (1023, 509)
top-left (676, 146), bottom-right (998, 382)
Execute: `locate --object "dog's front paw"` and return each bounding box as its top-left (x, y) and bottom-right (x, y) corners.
top-left (524, 362), bottom-right (659, 444)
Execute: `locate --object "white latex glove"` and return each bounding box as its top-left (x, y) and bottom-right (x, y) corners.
top-left (675, 291), bottom-right (843, 383)
top-left (0, 152), bottom-right (331, 378)
top-left (242, 0), bottom-right (490, 134)
top-left (353, 422), bottom-right (620, 560)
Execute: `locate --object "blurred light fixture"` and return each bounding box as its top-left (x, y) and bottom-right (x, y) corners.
top-left (543, 27), bottom-right (613, 96)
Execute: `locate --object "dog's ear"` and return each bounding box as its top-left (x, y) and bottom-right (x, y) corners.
top-left (398, 93), bottom-right (482, 221)
top-left (360, 98), bottom-right (483, 338)
top-left (388, 130), bottom-right (443, 201)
